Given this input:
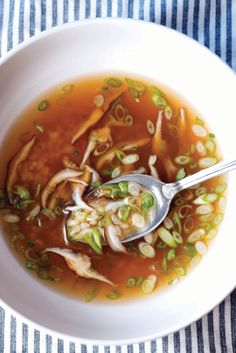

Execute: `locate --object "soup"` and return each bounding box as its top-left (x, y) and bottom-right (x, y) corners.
top-left (0, 76), bottom-right (227, 302)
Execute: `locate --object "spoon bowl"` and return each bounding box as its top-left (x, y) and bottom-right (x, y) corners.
top-left (86, 159), bottom-right (236, 243)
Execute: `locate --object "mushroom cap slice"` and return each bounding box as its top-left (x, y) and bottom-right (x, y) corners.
top-left (45, 247), bottom-right (114, 286)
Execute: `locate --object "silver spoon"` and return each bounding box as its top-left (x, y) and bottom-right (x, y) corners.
top-left (87, 160), bottom-right (236, 243)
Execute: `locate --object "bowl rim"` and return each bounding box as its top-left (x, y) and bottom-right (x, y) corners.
top-left (0, 17), bottom-right (236, 345)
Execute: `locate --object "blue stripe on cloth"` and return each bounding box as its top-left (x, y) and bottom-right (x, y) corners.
top-left (0, 307), bottom-right (4, 353)
top-left (46, 334), bottom-right (52, 353)
top-left (171, 0), bottom-right (177, 29)
top-left (207, 312), bottom-right (216, 353)
top-left (193, 0), bottom-right (200, 40)
top-left (19, 0), bottom-right (25, 43)
top-left (128, 0), bottom-right (134, 18)
top-left (7, 0), bottom-right (15, 51)
top-left (139, 0), bottom-right (144, 20)
top-left (160, 0), bottom-right (166, 25)
top-left (117, 0), bottom-right (122, 17)
top-left (10, 316), bottom-right (16, 353)
top-left (219, 301), bottom-right (227, 353)
top-left (81, 344), bottom-right (87, 353)
top-left (85, 0), bottom-right (90, 19)
top-left (185, 326), bottom-right (192, 353)
top-left (57, 338), bottom-right (64, 353)
top-left (149, 0), bottom-right (155, 22)
top-left (93, 345), bottom-right (99, 353)
top-left (70, 342), bottom-right (76, 353)
top-left (196, 320), bottom-right (204, 353)
top-left (139, 342), bottom-right (145, 353)
top-left (174, 332), bottom-right (180, 353)
top-left (204, 0), bottom-right (210, 47)
top-left (162, 336), bottom-right (168, 353)
top-left (231, 289), bottom-right (236, 353)
top-left (215, 0), bottom-right (221, 56)
top-left (52, 0), bottom-right (57, 26)
top-left (226, 0), bottom-right (232, 66)
top-left (107, 0), bottom-right (112, 17)
top-left (116, 346), bottom-right (121, 353)
top-left (150, 340), bottom-right (157, 353)
top-left (34, 329), bottom-right (40, 353)
top-left (96, 0), bottom-right (101, 17)
top-left (63, 0), bottom-right (69, 23)
top-left (182, 0), bottom-right (188, 34)
top-left (22, 323), bottom-right (28, 353)
top-left (40, 0), bottom-right (46, 31)
top-left (30, 0), bottom-right (35, 37)
top-left (127, 344), bottom-right (133, 353)
top-left (104, 346), bottom-right (110, 353)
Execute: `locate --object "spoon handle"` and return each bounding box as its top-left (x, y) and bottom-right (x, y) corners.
top-left (164, 160), bottom-right (236, 198)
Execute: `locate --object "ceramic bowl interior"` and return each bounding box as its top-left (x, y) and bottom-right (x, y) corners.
top-left (0, 19), bottom-right (236, 344)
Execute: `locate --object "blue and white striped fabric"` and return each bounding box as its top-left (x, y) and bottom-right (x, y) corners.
top-left (0, 1), bottom-right (235, 352)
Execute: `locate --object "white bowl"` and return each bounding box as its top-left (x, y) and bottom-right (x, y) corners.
top-left (0, 18), bottom-right (236, 345)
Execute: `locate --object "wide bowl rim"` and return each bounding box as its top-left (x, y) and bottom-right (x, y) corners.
top-left (0, 17), bottom-right (235, 345)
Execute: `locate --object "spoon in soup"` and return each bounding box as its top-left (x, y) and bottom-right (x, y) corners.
top-left (86, 159), bottom-right (236, 243)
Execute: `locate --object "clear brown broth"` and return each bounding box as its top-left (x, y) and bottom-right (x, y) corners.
top-left (0, 75), bottom-right (226, 302)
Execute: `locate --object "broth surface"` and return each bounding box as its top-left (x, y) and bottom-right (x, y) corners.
top-left (0, 75), bottom-right (227, 302)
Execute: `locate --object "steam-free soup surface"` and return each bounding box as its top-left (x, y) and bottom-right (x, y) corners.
top-left (0, 76), bottom-right (227, 302)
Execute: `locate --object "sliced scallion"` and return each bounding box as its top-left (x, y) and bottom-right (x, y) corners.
top-left (213, 213), bottom-right (224, 225)
top-left (125, 114), bottom-right (133, 126)
top-left (106, 77), bottom-right (122, 88)
top-left (60, 84), bottom-right (74, 94)
top-left (195, 241), bottom-right (208, 255)
top-left (174, 266), bottom-right (186, 276)
top-left (146, 120), bottom-right (155, 135)
top-left (38, 100), bottom-right (49, 111)
top-left (195, 186), bottom-right (207, 197)
top-left (187, 228), bottom-right (205, 243)
top-left (167, 249), bottom-right (176, 261)
top-left (173, 211), bottom-right (182, 233)
top-left (165, 105), bottom-right (172, 120)
top-left (119, 181), bottom-right (128, 193)
top-left (136, 276), bottom-right (143, 286)
top-left (214, 183), bottom-right (227, 194)
top-left (193, 193), bottom-right (218, 205)
top-left (111, 167), bottom-right (121, 179)
top-left (198, 157), bottom-right (217, 169)
top-left (157, 227), bottom-right (177, 248)
top-left (106, 290), bottom-right (121, 300)
top-left (85, 285), bottom-right (99, 302)
top-left (121, 154), bottom-right (139, 165)
top-left (205, 139), bottom-right (216, 153)
top-left (3, 213), bottom-right (20, 224)
top-left (196, 203), bottom-right (214, 215)
top-left (138, 242), bottom-right (156, 258)
top-left (152, 95), bottom-right (167, 109)
top-left (126, 277), bottom-right (137, 288)
top-left (192, 124), bottom-right (207, 137)
top-left (41, 208), bottom-right (56, 220)
top-left (141, 275), bottom-right (157, 294)
top-left (26, 204), bottom-right (40, 221)
top-left (172, 231), bottom-right (183, 244)
top-left (141, 192), bottom-right (154, 209)
top-left (176, 168), bottom-right (186, 181)
top-left (14, 185), bottom-right (31, 200)
top-left (162, 256), bottom-right (168, 272)
top-left (175, 155), bottom-right (192, 165)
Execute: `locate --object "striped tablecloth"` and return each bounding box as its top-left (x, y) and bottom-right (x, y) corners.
top-left (0, 1), bottom-right (235, 352)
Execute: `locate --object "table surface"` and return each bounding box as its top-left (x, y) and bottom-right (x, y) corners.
top-left (0, 1), bottom-right (235, 352)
